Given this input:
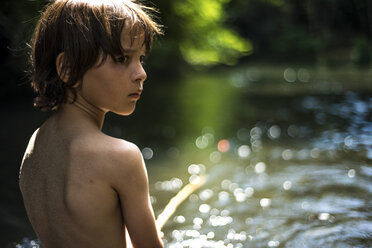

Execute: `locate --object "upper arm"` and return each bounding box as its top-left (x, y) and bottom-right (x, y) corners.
top-left (110, 141), bottom-right (163, 248)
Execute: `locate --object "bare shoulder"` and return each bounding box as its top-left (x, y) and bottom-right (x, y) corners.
top-left (99, 134), bottom-right (143, 169)
top-left (74, 133), bottom-right (147, 186)
top-left (102, 135), bottom-right (149, 194)
top-left (71, 132), bottom-right (142, 164)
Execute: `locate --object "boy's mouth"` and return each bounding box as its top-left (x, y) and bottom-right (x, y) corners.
top-left (128, 91), bottom-right (142, 100)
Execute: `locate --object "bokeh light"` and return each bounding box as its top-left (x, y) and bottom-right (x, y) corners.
top-left (237, 145), bottom-right (251, 158)
top-left (174, 215), bottom-right (186, 224)
top-left (217, 139), bottom-right (230, 152)
top-left (284, 68), bottom-right (296, 82)
top-left (260, 198), bottom-right (272, 208)
top-left (254, 162), bottom-right (266, 174)
top-left (297, 68), bottom-right (310, 82)
top-left (199, 204), bottom-right (211, 214)
top-left (199, 189), bottom-right (214, 201)
top-left (268, 125), bottom-right (281, 139)
top-left (283, 180), bottom-right (292, 190)
top-left (187, 164), bottom-right (206, 175)
top-left (209, 151), bottom-right (221, 163)
top-left (142, 147), bottom-right (153, 160)
top-left (348, 169), bottom-right (356, 178)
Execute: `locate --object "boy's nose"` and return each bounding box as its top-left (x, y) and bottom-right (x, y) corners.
top-left (132, 64), bottom-right (147, 84)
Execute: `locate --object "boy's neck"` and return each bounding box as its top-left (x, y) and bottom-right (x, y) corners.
top-left (59, 91), bottom-right (106, 130)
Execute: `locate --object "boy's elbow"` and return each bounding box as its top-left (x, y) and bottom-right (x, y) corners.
top-left (156, 242), bottom-right (164, 248)
top-left (152, 237), bottom-right (164, 248)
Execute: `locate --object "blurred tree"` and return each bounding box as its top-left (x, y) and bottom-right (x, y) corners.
top-left (171, 0), bottom-right (252, 65)
top-left (151, 0), bottom-right (252, 68)
top-left (226, 0), bottom-right (372, 65)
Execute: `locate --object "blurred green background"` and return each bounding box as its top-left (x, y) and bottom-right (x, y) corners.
top-left (1, 0), bottom-right (372, 247)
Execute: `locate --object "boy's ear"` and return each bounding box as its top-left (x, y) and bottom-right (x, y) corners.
top-left (56, 52), bottom-right (70, 83)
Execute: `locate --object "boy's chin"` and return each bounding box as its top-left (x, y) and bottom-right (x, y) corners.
top-left (112, 107), bottom-right (136, 116)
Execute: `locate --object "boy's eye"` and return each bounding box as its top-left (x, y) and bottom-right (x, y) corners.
top-left (140, 55), bottom-right (146, 65)
top-left (116, 55), bottom-right (129, 64)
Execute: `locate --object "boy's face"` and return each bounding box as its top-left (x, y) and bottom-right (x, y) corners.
top-left (79, 26), bottom-right (147, 116)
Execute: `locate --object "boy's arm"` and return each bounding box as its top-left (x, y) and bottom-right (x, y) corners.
top-left (111, 142), bottom-right (163, 248)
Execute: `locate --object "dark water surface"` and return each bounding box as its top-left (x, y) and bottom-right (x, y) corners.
top-left (5, 66), bottom-right (372, 247)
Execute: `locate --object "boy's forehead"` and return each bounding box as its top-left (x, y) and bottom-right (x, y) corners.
top-left (120, 27), bottom-right (146, 51)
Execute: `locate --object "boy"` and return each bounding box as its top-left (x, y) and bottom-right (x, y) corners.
top-left (19, 0), bottom-right (163, 247)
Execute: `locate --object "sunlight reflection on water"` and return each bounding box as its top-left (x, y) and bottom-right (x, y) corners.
top-left (154, 90), bottom-right (372, 248)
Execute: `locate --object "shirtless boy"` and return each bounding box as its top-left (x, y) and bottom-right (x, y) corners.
top-left (19, 0), bottom-right (163, 247)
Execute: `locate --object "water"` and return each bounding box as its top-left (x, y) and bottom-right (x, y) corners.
top-left (150, 91), bottom-right (372, 248)
top-left (8, 66), bottom-right (372, 247)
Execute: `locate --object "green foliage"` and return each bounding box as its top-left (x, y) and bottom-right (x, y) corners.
top-left (170, 0), bottom-right (252, 66)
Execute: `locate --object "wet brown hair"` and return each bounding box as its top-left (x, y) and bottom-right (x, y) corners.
top-left (30, 0), bottom-right (162, 111)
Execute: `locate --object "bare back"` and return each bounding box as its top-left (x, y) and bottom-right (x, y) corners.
top-left (19, 115), bottom-right (128, 248)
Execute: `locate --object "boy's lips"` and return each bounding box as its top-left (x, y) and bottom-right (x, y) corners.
top-left (128, 91), bottom-right (142, 99)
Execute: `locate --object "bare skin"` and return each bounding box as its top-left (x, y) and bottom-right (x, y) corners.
top-left (19, 28), bottom-right (163, 248)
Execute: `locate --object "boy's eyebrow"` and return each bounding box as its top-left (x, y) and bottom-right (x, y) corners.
top-left (122, 48), bottom-right (137, 53)
top-left (123, 47), bottom-right (147, 53)
top-left (121, 46), bottom-right (147, 54)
